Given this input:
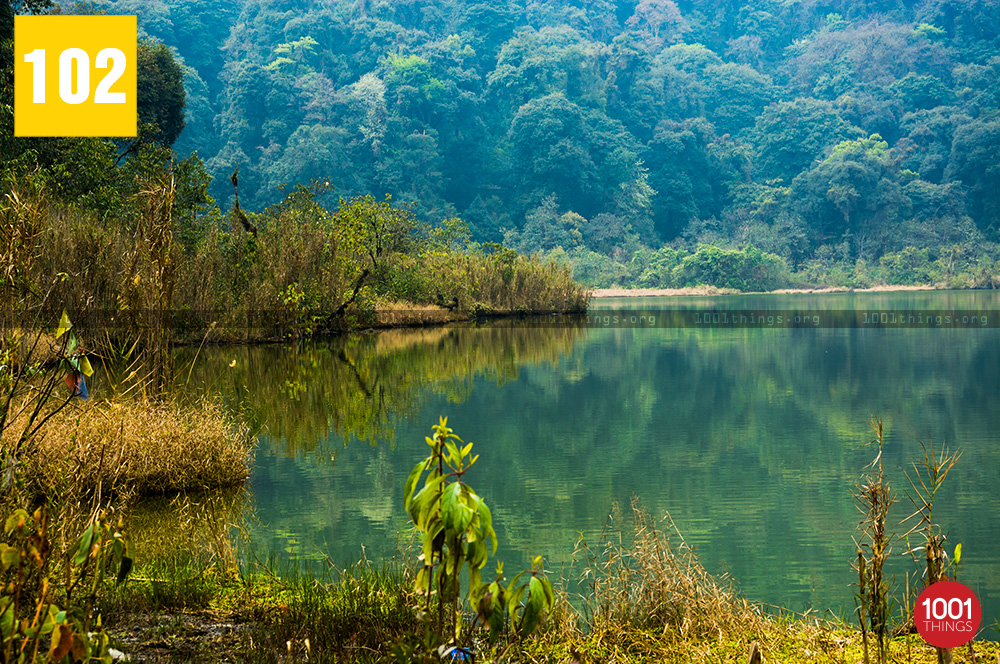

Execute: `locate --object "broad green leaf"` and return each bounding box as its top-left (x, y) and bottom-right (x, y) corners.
top-left (0, 597), bottom-right (13, 640)
top-left (41, 605), bottom-right (60, 635)
top-left (441, 481), bottom-right (462, 529)
top-left (467, 539), bottom-right (487, 570)
top-left (506, 571), bottom-right (527, 616)
top-left (75, 524), bottom-right (95, 566)
top-left (469, 566), bottom-right (482, 594)
top-left (541, 576), bottom-right (555, 609)
top-left (4, 509), bottom-right (29, 534)
top-left (409, 475), bottom-right (445, 525)
top-left (415, 565), bottom-right (430, 593)
top-left (528, 576), bottom-right (544, 608)
top-left (451, 489), bottom-right (474, 533)
top-left (403, 458), bottom-right (428, 509)
top-left (521, 576), bottom-right (545, 636)
top-left (56, 311), bottom-right (72, 339)
top-left (422, 524), bottom-right (441, 563)
top-left (489, 599), bottom-right (505, 642)
top-left (1, 545), bottom-right (20, 570)
top-left (478, 502), bottom-right (497, 554)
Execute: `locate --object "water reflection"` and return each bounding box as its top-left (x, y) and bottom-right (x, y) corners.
top-left (167, 292), bottom-right (1000, 626)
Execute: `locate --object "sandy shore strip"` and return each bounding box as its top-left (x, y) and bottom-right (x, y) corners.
top-left (590, 284), bottom-right (938, 298)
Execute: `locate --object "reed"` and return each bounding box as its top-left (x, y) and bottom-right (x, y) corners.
top-left (853, 417), bottom-right (896, 664)
top-left (578, 498), bottom-right (766, 643)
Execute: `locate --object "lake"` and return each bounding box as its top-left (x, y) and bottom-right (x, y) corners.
top-left (176, 290), bottom-right (1000, 629)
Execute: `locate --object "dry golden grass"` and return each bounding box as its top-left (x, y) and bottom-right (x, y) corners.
top-left (520, 500), bottom-right (1000, 664)
top-left (373, 302), bottom-right (457, 327)
top-left (579, 499), bottom-right (767, 643)
top-left (11, 397), bottom-right (253, 497)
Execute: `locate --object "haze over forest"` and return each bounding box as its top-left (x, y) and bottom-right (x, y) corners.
top-left (98, 0), bottom-right (1000, 287)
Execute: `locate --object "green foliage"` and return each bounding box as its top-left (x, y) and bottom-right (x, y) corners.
top-left (8, 0), bottom-right (1000, 294)
top-left (674, 245), bottom-right (789, 291)
top-left (0, 506), bottom-right (129, 664)
top-left (0, 313), bottom-right (131, 663)
top-left (137, 40), bottom-right (187, 147)
top-left (402, 417), bottom-right (554, 654)
top-left (879, 247), bottom-right (936, 285)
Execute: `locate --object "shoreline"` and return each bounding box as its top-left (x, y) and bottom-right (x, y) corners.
top-left (590, 284), bottom-right (939, 298)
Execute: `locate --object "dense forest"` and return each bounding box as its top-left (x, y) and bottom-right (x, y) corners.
top-left (3, 0), bottom-right (999, 290)
top-left (80, 0), bottom-right (999, 289)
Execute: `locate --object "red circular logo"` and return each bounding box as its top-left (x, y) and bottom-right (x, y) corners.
top-left (914, 580), bottom-right (981, 648)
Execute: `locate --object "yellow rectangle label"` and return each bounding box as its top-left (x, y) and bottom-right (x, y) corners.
top-left (14, 15), bottom-right (137, 137)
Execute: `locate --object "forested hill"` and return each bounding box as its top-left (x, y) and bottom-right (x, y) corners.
top-left (101, 0), bottom-right (1000, 287)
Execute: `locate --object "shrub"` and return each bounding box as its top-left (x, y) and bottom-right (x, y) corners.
top-left (673, 244), bottom-right (789, 291)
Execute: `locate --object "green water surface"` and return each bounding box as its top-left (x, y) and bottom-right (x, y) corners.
top-left (182, 290), bottom-right (1000, 627)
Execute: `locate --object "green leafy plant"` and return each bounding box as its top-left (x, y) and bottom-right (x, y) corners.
top-left (0, 505), bottom-right (130, 663)
top-left (401, 417), bottom-right (554, 658)
top-left (1, 312), bottom-right (131, 663)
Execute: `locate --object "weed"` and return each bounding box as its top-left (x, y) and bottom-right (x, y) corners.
top-left (902, 438), bottom-right (964, 664)
top-left (853, 417), bottom-right (896, 664)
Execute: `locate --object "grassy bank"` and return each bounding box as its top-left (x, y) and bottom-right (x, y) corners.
top-left (5, 167), bottom-right (588, 348)
top-left (93, 499), bottom-right (999, 663)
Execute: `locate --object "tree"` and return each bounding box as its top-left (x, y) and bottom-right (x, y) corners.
top-left (750, 98), bottom-right (864, 183)
top-left (700, 63), bottom-right (777, 136)
top-left (137, 40), bottom-right (187, 147)
top-left (946, 119), bottom-right (1000, 233)
top-left (889, 73), bottom-right (953, 111)
top-left (789, 134), bottom-right (912, 258)
top-left (506, 195), bottom-right (583, 253)
top-left (508, 94), bottom-right (599, 215)
top-left (625, 0), bottom-right (688, 52)
top-left (334, 194), bottom-right (416, 305)
top-left (646, 118), bottom-right (726, 239)
top-left (896, 106), bottom-right (970, 183)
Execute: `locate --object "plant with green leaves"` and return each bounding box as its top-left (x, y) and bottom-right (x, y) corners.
top-left (1, 313), bottom-right (131, 663)
top-left (402, 417), bottom-right (554, 658)
top-left (1, 505), bottom-right (131, 663)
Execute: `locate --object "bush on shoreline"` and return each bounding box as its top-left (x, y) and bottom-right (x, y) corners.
top-left (552, 240), bottom-right (1000, 291)
top-left (7, 169), bottom-right (588, 346)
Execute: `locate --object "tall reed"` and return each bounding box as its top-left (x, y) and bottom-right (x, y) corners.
top-left (902, 438), bottom-right (963, 664)
top-left (853, 417), bottom-right (896, 664)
